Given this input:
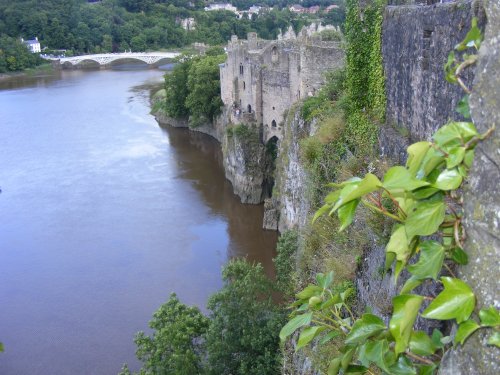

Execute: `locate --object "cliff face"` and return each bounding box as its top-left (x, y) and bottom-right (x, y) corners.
top-left (273, 108), bottom-right (311, 232)
top-left (439, 1), bottom-right (500, 373)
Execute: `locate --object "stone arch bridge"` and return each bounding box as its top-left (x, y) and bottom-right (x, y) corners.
top-left (52, 52), bottom-right (180, 67)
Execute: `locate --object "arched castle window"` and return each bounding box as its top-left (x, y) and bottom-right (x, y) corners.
top-left (271, 119), bottom-right (277, 127)
top-left (271, 47), bottom-right (278, 64)
top-left (248, 104), bottom-right (252, 113)
top-left (239, 63), bottom-right (244, 75)
top-left (243, 81), bottom-right (246, 90)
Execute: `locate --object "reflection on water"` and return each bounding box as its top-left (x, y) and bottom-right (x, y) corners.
top-left (0, 67), bottom-right (276, 375)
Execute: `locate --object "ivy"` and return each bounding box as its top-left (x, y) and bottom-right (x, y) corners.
top-left (281, 17), bottom-right (500, 374)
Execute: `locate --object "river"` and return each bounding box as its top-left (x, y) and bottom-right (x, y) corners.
top-left (0, 67), bottom-right (277, 374)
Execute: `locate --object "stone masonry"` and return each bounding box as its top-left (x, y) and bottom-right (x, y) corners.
top-left (219, 27), bottom-right (344, 144)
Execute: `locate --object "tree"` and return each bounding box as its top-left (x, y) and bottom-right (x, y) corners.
top-left (164, 55), bottom-right (192, 118)
top-left (205, 260), bottom-right (285, 375)
top-left (120, 293), bottom-right (209, 375)
top-left (185, 53), bottom-right (226, 126)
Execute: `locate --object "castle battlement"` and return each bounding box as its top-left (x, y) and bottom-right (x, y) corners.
top-left (220, 26), bottom-right (344, 143)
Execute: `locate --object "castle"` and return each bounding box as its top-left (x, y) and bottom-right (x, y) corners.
top-left (219, 25), bottom-right (344, 143)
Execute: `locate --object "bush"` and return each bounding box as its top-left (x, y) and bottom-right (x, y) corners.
top-left (274, 230), bottom-right (299, 299)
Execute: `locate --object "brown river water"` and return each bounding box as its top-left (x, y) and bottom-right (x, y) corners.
top-left (0, 66), bottom-right (277, 374)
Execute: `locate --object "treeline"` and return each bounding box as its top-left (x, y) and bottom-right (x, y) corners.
top-left (0, 35), bottom-right (44, 73)
top-left (0, 0), bottom-right (345, 55)
top-left (120, 260), bottom-right (286, 375)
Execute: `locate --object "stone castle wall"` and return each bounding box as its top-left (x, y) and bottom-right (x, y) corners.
top-left (219, 31), bottom-right (344, 144)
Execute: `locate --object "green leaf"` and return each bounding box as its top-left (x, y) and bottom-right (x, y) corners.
top-left (345, 314), bottom-right (386, 345)
top-left (0, 342), bottom-right (3, 352)
top-left (455, 95), bottom-right (470, 119)
top-left (341, 347), bottom-right (355, 371)
top-left (296, 326), bottom-right (326, 351)
top-left (456, 17), bottom-right (482, 50)
top-left (406, 141), bottom-right (432, 175)
top-left (405, 201), bottom-right (446, 239)
top-left (401, 276), bottom-right (423, 294)
top-left (313, 203), bottom-right (331, 223)
top-left (417, 364), bottom-right (437, 375)
top-left (316, 271), bottom-right (334, 289)
top-left (386, 224), bottom-right (410, 262)
top-left (407, 241), bottom-right (445, 280)
top-left (450, 247), bottom-right (468, 265)
top-left (487, 332), bottom-right (500, 348)
top-left (390, 295), bottom-right (424, 354)
top-left (433, 122), bottom-right (477, 147)
top-left (431, 329), bottom-right (444, 349)
top-left (422, 277), bottom-right (475, 323)
top-left (319, 330), bottom-right (340, 345)
top-left (446, 147), bottom-right (466, 168)
top-left (454, 319), bottom-right (480, 345)
top-left (433, 168), bottom-right (463, 190)
top-left (479, 306), bottom-right (500, 327)
top-left (296, 285), bottom-right (323, 300)
top-left (383, 166), bottom-right (430, 191)
top-left (333, 173), bottom-right (381, 211)
top-left (338, 199), bottom-right (360, 231)
top-left (345, 365), bottom-right (369, 374)
top-left (279, 312), bottom-right (313, 341)
top-left (410, 331), bottom-right (437, 356)
top-left (387, 355), bottom-right (417, 375)
top-left (416, 148), bottom-right (445, 179)
top-left (463, 149), bottom-right (475, 168)
top-left (412, 187), bottom-right (440, 200)
top-left (358, 339), bottom-right (390, 371)
top-left (327, 357), bottom-right (341, 375)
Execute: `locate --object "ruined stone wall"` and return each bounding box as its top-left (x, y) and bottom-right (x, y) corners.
top-left (380, 0), bottom-right (485, 161)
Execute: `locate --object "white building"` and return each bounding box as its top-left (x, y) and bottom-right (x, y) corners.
top-left (22, 37), bottom-right (41, 53)
top-left (204, 3), bottom-right (237, 13)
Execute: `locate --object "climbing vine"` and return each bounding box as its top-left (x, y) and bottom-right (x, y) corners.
top-left (281, 18), bottom-right (499, 375)
top-left (344, 0), bottom-right (386, 153)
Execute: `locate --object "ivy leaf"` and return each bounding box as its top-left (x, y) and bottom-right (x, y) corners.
top-left (358, 340), bottom-right (391, 371)
top-left (333, 173), bottom-right (381, 211)
top-left (345, 365), bottom-right (369, 374)
top-left (382, 166), bottom-right (430, 191)
top-left (319, 330), bottom-right (340, 345)
top-left (416, 148), bottom-right (445, 180)
top-left (313, 203), bottom-right (331, 223)
top-left (411, 187), bottom-right (440, 200)
top-left (455, 17), bottom-right (482, 50)
top-left (296, 285), bottom-right (323, 300)
top-left (431, 329), bottom-right (445, 349)
top-left (463, 149), bottom-right (475, 168)
top-left (409, 331), bottom-right (437, 356)
top-left (479, 306), bottom-right (500, 327)
top-left (422, 277), bottom-right (475, 323)
top-left (296, 326), bottom-right (326, 351)
top-left (405, 201), bottom-right (445, 239)
top-left (455, 95), bottom-right (471, 119)
top-left (327, 357), bottom-right (341, 375)
top-left (386, 224), bottom-right (410, 262)
top-left (387, 355), bottom-right (417, 375)
top-left (446, 147), bottom-right (466, 169)
top-left (454, 319), bottom-right (480, 345)
top-left (450, 247), bottom-right (468, 265)
top-left (338, 199), bottom-right (360, 231)
top-left (390, 294), bottom-right (424, 354)
top-left (433, 168), bottom-right (463, 190)
top-left (407, 241), bottom-right (445, 280)
top-left (418, 364), bottom-right (437, 375)
top-left (487, 332), bottom-right (500, 348)
top-left (433, 122), bottom-right (477, 147)
top-left (279, 312), bottom-right (313, 341)
top-left (341, 347), bottom-right (356, 371)
top-left (316, 271), bottom-right (334, 290)
top-left (406, 141), bottom-right (432, 175)
top-left (345, 314), bottom-right (386, 345)
top-left (401, 276), bottom-right (423, 294)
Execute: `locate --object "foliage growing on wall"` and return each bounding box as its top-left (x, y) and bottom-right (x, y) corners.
top-left (344, 0), bottom-right (386, 153)
top-left (281, 17), bottom-right (500, 375)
